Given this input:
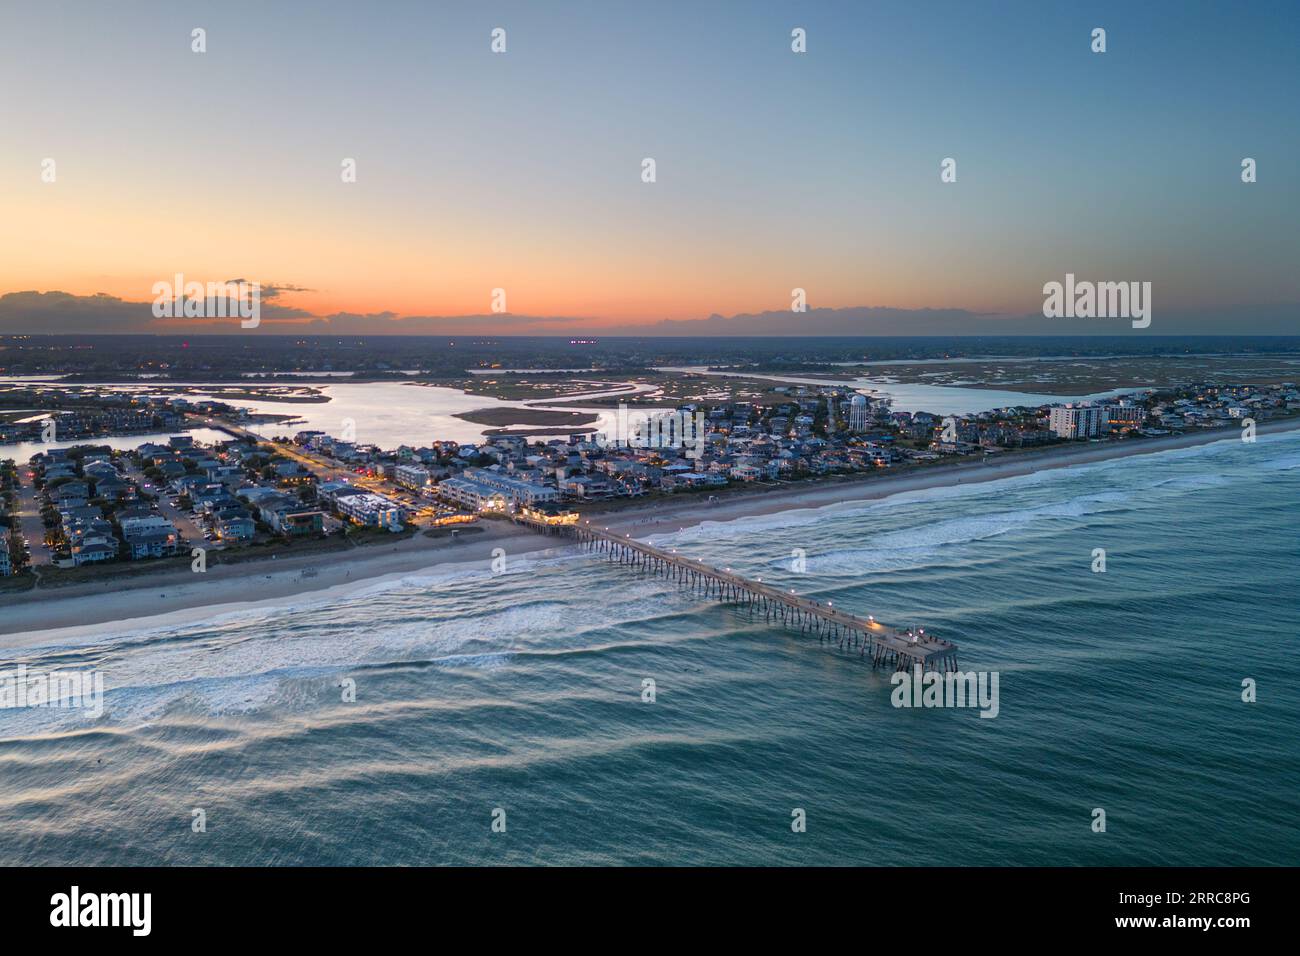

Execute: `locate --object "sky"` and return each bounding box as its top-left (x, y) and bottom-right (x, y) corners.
top-left (1, 0), bottom-right (1297, 334)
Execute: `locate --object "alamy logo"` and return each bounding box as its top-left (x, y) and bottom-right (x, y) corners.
top-left (0, 665), bottom-right (103, 717)
top-left (597, 403), bottom-right (707, 459)
top-left (1043, 273), bottom-right (1150, 329)
top-left (50, 886), bottom-right (151, 936)
top-left (151, 274), bottom-right (261, 328)
top-left (891, 665), bottom-right (1000, 718)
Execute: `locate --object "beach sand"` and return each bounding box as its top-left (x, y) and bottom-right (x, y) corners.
top-left (3, 418), bottom-right (1295, 646)
top-left (0, 524), bottom-right (547, 648)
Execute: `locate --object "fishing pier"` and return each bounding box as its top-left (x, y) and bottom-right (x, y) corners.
top-left (514, 515), bottom-right (958, 672)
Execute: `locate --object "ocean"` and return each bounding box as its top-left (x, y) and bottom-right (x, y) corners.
top-left (1, 431), bottom-right (1297, 865)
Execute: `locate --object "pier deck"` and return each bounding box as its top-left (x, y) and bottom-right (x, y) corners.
top-left (514, 515), bottom-right (958, 672)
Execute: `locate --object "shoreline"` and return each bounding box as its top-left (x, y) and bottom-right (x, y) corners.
top-left (596, 418), bottom-right (1300, 538)
top-left (3, 419), bottom-right (1296, 646)
top-left (0, 524), bottom-right (551, 647)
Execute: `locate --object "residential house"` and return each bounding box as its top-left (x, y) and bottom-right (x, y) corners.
top-left (119, 516), bottom-right (181, 559)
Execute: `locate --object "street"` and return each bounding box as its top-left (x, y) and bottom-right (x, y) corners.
top-left (12, 473), bottom-right (52, 566)
top-left (121, 460), bottom-right (206, 548)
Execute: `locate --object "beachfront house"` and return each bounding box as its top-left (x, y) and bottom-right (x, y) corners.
top-left (71, 539), bottom-right (117, 566)
top-left (242, 489), bottom-right (325, 536)
top-left (119, 516), bottom-right (181, 560)
top-left (216, 514), bottom-right (256, 541)
top-left (561, 474), bottom-right (615, 499)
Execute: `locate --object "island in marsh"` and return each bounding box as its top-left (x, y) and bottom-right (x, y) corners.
top-left (453, 407), bottom-right (599, 430)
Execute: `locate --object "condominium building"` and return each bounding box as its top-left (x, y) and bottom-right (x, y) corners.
top-left (459, 468), bottom-right (559, 506)
top-left (437, 474), bottom-right (509, 512)
top-left (394, 463), bottom-right (434, 494)
top-left (1106, 403), bottom-right (1146, 428)
top-left (1049, 404), bottom-right (1106, 439)
top-left (335, 492), bottom-right (405, 530)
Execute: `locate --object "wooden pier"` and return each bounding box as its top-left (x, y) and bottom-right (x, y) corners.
top-left (513, 515), bottom-right (958, 672)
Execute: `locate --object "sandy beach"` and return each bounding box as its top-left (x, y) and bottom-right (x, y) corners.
top-left (0, 523), bottom-right (548, 647)
top-left (597, 418), bottom-right (1300, 539)
top-left (3, 418), bottom-right (1296, 646)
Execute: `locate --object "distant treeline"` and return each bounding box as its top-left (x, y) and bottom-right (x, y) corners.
top-left (2, 334), bottom-right (1298, 379)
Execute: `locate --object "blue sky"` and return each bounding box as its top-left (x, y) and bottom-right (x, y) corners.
top-left (0, 0), bottom-right (1296, 332)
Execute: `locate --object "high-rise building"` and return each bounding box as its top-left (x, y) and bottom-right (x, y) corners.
top-left (1049, 404), bottom-right (1106, 439)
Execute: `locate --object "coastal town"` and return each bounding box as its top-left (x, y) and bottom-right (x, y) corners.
top-left (2, 377), bottom-right (1296, 583)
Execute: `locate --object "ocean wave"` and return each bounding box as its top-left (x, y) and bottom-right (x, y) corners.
top-left (0, 565), bottom-right (696, 731)
top-left (1259, 452), bottom-right (1300, 471)
top-left (1148, 473), bottom-right (1233, 490)
top-left (7, 430), bottom-right (1298, 735)
top-left (656, 431), bottom-right (1300, 547)
top-left (9, 545), bottom-right (589, 659)
top-left (786, 492), bottom-right (1132, 575)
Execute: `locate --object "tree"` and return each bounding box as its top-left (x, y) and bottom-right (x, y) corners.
top-left (8, 531), bottom-right (29, 571)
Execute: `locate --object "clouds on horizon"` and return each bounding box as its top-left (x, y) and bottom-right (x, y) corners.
top-left (0, 289), bottom-right (1296, 337)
